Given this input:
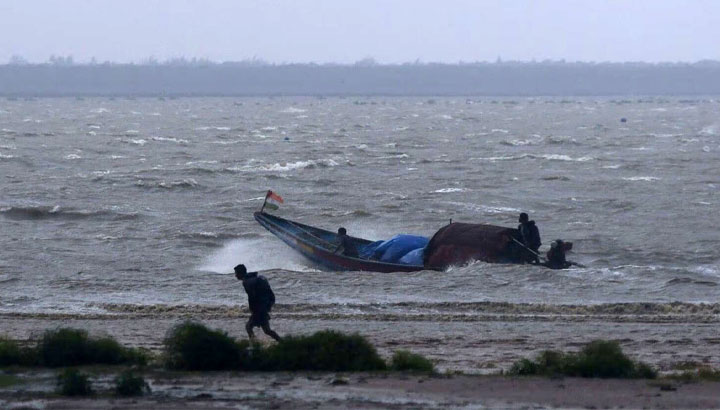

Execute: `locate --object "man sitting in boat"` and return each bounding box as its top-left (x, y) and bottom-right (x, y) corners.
top-left (334, 227), bottom-right (359, 258)
top-left (518, 212), bottom-right (541, 264)
top-left (545, 239), bottom-right (571, 269)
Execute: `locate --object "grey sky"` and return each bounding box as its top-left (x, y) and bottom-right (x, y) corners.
top-left (1, 0), bottom-right (718, 64)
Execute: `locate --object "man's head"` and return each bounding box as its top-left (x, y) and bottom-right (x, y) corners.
top-left (519, 213), bottom-right (529, 223)
top-left (338, 227), bottom-right (347, 236)
top-left (234, 264), bottom-right (247, 280)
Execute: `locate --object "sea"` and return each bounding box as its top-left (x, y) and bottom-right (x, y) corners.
top-left (1, 97), bottom-right (719, 319)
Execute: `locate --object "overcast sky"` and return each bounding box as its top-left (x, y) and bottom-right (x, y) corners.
top-left (1, 0), bottom-right (718, 64)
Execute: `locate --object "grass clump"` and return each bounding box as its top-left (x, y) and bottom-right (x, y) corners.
top-left (56, 368), bottom-right (92, 396)
top-left (163, 322), bottom-right (242, 370)
top-left (115, 370), bottom-right (151, 396)
top-left (39, 328), bottom-right (145, 367)
top-left (0, 338), bottom-right (23, 366)
top-left (265, 330), bottom-right (386, 371)
top-left (163, 324), bottom-right (387, 372)
top-left (389, 350), bottom-right (435, 373)
top-left (0, 337), bottom-right (38, 367)
top-left (509, 340), bottom-right (656, 379)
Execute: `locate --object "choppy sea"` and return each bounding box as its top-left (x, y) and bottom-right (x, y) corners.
top-left (1, 97), bottom-right (719, 318)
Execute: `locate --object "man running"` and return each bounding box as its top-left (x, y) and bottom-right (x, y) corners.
top-left (234, 264), bottom-right (281, 341)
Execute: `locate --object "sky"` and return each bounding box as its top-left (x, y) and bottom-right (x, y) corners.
top-left (0, 0), bottom-right (718, 64)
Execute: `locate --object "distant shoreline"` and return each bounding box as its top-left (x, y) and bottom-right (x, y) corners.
top-left (2, 62), bottom-right (720, 97)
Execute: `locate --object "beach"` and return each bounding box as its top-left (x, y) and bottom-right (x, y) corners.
top-left (2, 96), bottom-right (719, 408)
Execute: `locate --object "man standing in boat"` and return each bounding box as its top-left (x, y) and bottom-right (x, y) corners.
top-left (334, 227), bottom-right (359, 258)
top-left (518, 213), bottom-right (541, 264)
top-left (234, 264), bottom-right (282, 341)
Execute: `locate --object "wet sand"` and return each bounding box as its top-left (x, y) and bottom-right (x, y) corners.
top-left (1, 305), bottom-right (718, 373)
top-left (2, 371), bottom-right (720, 409)
top-left (3, 305), bottom-right (719, 408)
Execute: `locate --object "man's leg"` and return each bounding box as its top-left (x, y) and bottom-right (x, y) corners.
top-left (245, 318), bottom-right (256, 339)
top-left (260, 322), bottom-right (282, 342)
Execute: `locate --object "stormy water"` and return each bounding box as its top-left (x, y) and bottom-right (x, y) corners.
top-left (1, 97), bottom-right (719, 319)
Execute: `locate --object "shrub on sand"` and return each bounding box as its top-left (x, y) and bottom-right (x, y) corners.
top-left (39, 328), bottom-right (145, 367)
top-left (115, 370), bottom-right (151, 396)
top-left (56, 368), bottom-right (93, 396)
top-left (0, 338), bottom-right (24, 366)
top-left (163, 322), bottom-right (242, 370)
top-left (509, 340), bottom-right (656, 379)
top-left (571, 340), bottom-right (636, 378)
top-left (265, 330), bottom-right (386, 371)
top-left (389, 350), bottom-right (435, 373)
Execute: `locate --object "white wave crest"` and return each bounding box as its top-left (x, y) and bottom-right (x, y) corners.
top-left (434, 188), bottom-right (466, 193)
top-left (152, 136), bottom-right (189, 144)
top-left (241, 158), bottom-right (340, 172)
top-left (623, 176), bottom-right (660, 181)
top-left (198, 238), bottom-right (312, 273)
top-left (281, 107), bottom-right (306, 113)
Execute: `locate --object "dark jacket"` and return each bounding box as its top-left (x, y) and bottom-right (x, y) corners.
top-left (518, 221), bottom-right (541, 250)
top-left (337, 234), bottom-right (359, 257)
top-left (546, 246), bottom-right (568, 269)
top-left (242, 272), bottom-right (276, 313)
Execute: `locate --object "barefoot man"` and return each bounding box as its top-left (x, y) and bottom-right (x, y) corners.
top-left (234, 264), bottom-right (282, 341)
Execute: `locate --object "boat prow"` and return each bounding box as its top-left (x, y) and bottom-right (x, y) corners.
top-left (254, 212), bottom-right (426, 272)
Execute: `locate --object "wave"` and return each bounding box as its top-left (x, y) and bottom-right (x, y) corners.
top-left (135, 179), bottom-right (200, 190)
top-left (0, 205), bottom-right (140, 221)
top-left (85, 301), bottom-right (720, 320)
top-left (281, 107), bottom-right (306, 113)
top-left (665, 277), bottom-right (718, 287)
top-left (471, 154), bottom-right (592, 162)
top-left (152, 136), bottom-right (189, 144)
top-left (434, 188), bottom-right (466, 193)
top-left (622, 176), bottom-right (660, 181)
top-left (241, 159), bottom-right (340, 172)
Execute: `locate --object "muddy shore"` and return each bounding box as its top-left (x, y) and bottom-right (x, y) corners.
top-left (2, 371), bottom-right (720, 409)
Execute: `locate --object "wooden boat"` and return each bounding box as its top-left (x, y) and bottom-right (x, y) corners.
top-left (254, 211), bottom-right (426, 272)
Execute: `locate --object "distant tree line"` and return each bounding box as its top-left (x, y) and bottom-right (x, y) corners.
top-left (2, 57), bottom-right (720, 96)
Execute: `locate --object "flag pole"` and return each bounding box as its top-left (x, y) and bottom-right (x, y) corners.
top-left (260, 190), bottom-right (271, 213)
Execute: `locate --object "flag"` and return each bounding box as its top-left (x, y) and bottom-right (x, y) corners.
top-left (264, 190), bottom-right (284, 210)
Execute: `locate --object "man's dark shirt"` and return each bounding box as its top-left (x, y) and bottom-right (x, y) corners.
top-left (337, 234), bottom-right (359, 257)
top-left (518, 220), bottom-right (541, 250)
top-left (242, 272), bottom-right (275, 313)
top-left (546, 247), bottom-right (568, 269)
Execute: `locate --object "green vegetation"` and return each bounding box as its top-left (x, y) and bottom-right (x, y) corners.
top-left (0, 373), bottom-right (22, 388)
top-left (165, 322), bottom-right (395, 372)
top-left (509, 340), bottom-right (657, 379)
top-left (265, 330), bottom-right (386, 372)
top-left (115, 370), bottom-right (151, 396)
top-left (163, 322), bottom-right (243, 370)
top-left (56, 369), bottom-right (93, 396)
top-left (39, 328), bottom-right (146, 367)
top-left (389, 350), bottom-right (435, 373)
top-left (6, 323), bottom-right (431, 374)
top-left (0, 338), bottom-right (25, 366)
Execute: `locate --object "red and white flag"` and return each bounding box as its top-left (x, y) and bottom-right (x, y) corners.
top-left (264, 190), bottom-right (284, 210)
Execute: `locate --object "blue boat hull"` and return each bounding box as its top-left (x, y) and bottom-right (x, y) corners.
top-left (254, 212), bottom-right (427, 272)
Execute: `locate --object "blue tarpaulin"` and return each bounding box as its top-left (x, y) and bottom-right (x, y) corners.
top-left (360, 234), bottom-right (429, 264)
